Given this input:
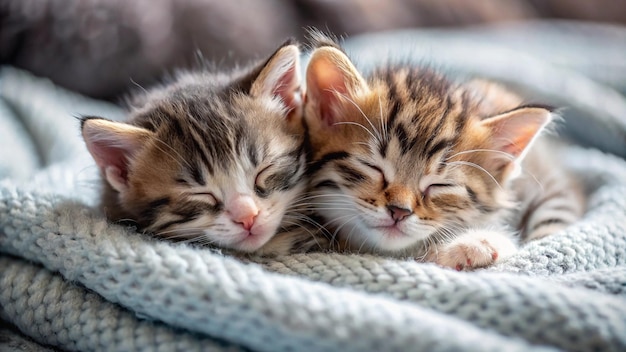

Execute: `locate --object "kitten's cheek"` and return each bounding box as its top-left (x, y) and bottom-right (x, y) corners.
top-left (226, 222), bottom-right (276, 253)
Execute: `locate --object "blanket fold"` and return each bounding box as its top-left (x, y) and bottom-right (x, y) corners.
top-left (2, 22), bottom-right (626, 352)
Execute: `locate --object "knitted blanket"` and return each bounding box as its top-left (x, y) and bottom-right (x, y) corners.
top-left (2, 23), bottom-right (626, 352)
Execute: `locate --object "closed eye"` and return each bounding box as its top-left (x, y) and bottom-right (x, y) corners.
top-left (429, 183), bottom-right (454, 188)
top-left (360, 160), bottom-right (388, 188)
top-left (423, 183), bottom-right (455, 198)
top-left (191, 192), bottom-right (219, 206)
top-left (254, 165), bottom-right (273, 198)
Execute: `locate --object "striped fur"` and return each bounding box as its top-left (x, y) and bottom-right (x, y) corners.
top-left (303, 40), bottom-right (585, 269)
top-left (81, 41), bottom-right (323, 255)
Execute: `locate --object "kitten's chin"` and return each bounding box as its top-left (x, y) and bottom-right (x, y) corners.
top-left (375, 230), bottom-right (420, 252)
top-left (230, 231), bottom-right (274, 253)
top-left (365, 225), bottom-right (428, 253)
top-left (339, 223), bottom-right (415, 253)
top-left (228, 221), bottom-right (281, 253)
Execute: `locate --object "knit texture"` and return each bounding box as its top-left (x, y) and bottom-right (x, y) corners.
top-left (2, 24), bottom-right (626, 351)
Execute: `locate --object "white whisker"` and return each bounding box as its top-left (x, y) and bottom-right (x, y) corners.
top-left (332, 90), bottom-right (383, 144)
top-left (333, 121), bottom-right (379, 143)
top-left (445, 148), bottom-right (515, 162)
top-left (280, 220), bottom-right (324, 249)
top-left (444, 160), bottom-right (503, 190)
top-left (152, 138), bottom-right (193, 170)
top-left (377, 92), bottom-right (388, 142)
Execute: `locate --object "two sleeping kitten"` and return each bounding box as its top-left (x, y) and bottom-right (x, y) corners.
top-left (81, 37), bottom-right (584, 269)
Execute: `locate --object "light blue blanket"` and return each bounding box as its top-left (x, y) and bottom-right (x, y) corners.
top-left (1, 22), bottom-right (626, 351)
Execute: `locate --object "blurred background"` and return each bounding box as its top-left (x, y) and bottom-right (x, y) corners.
top-left (2, 0), bottom-right (625, 100)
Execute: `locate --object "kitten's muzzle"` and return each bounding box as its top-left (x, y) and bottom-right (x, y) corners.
top-left (228, 195), bottom-right (259, 231)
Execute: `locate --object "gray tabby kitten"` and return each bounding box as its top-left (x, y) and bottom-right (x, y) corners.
top-left (303, 38), bottom-right (585, 269)
top-left (81, 40), bottom-right (321, 255)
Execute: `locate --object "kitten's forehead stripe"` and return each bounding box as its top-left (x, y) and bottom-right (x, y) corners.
top-left (154, 107), bottom-right (219, 177)
top-left (386, 97), bottom-right (401, 132)
top-left (379, 138), bottom-right (389, 158)
top-left (405, 70), bottom-right (418, 101)
top-left (394, 123), bottom-right (412, 156)
top-left (189, 163), bottom-right (206, 186)
top-left (411, 112), bottom-right (422, 127)
top-left (422, 102), bottom-right (453, 157)
top-left (454, 94), bottom-right (472, 135)
top-left (376, 68), bottom-right (469, 165)
top-left (168, 114), bottom-right (186, 139)
top-left (184, 120), bottom-right (215, 175)
top-left (248, 144), bottom-right (259, 167)
top-left (261, 143), bottom-right (270, 162)
top-left (233, 125), bottom-right (245, 154)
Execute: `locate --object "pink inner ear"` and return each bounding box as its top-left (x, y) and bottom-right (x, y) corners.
top-left (82, 118), bottom-right (152, 192)
top-left (482, 107), bottom-right (551, 160)
top-left (498, 124), bottom-right (541, 158)
top-left (271, 65), bottom-right (302, 120)
top-left (307, 62), bottom-right (349, 127)
top-left (88, 141), bottom-right (131, 181)
top-left (306, 47), bottom-right (370, 128)
top-left (272, 65), bottom-right (298, 109)
top-left (318, 90), bottom-right (340, 126)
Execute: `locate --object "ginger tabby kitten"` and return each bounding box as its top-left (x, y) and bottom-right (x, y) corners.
top-left (303, 37), bottom-right (584, 270)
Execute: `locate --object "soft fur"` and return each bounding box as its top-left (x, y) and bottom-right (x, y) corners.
top-left (81, 41), bottom-right (321, 255)
top-left (303, 37), bottom-right (585, 269)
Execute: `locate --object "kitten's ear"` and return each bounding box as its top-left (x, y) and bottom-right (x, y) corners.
top-left (305, 46), bottom-right (369, 126)
top-left (250, 42), bottom-right (302, 120)
top-left (81, 117), bottom-right (153, 193)
top-left (481, 106), bottom-right (552, 161)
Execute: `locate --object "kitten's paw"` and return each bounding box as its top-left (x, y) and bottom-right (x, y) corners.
top-left (432, 229), bottom-right (517, 271)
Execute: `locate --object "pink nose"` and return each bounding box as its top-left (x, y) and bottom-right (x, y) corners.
top-left (229, 195), bottom-right (259, 231)
top-left (387, 205), bottom-right (412, 222)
